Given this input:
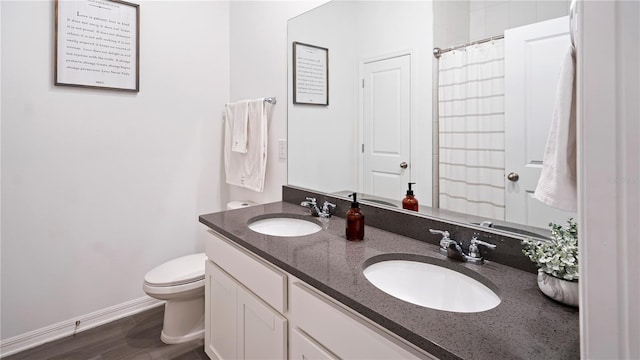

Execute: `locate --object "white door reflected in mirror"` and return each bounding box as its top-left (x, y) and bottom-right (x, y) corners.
top-left (361, 54), bottom-right (411, 200)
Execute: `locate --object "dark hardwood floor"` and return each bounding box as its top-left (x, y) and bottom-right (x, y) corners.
top-left (4, 305), bottom-right (208, 360)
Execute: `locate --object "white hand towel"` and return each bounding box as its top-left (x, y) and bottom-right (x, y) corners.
top-left (224, 98), bottom-right (269, 192)
top-left (533, 47), bottom-right (577, 212)
top-left (226, 100), bottom-right (249, 153)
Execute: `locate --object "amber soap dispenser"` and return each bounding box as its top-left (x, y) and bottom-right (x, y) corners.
top-left (402, 182), bottom-right (419, 211)
top-left (346, 192), bottom-right (365, 241)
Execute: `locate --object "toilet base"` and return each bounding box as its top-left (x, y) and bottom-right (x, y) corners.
top-left (161, 328), bottom-right (204, 344)
top-left (159, 293), bottom-right (205, 344)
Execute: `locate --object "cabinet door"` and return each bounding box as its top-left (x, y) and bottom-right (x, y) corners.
top-left (205, 261), bottom-right (238, 360)
top-left (290, 328), bottom-right (338, 360)
top-left (238, 286), bottom-right (287, 360)
top-left (206, 230), bottom-right (287, 313)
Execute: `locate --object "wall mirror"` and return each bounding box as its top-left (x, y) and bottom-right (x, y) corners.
top-left (287, 0), bottom-right (575, 239)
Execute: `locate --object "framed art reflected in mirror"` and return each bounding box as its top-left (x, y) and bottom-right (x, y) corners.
top-left (293, 42), bottom-right (328, 105)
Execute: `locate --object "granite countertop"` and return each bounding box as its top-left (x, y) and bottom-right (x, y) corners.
top-left (199, 202), bottom-right (579, 360)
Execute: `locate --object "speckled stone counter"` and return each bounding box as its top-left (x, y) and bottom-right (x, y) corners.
top-left (199, 202), bottom-right (579, 360)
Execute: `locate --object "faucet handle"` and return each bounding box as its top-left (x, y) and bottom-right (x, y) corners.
top-left (479, 221), bottom-right (494, 228)
top-left (470, 237), bottom-right (497, 249)
top-left (320, 201), bottom-right (336, 218)
top-left (430, 229), bottom-right (457, 252)
top-left (322, 201), bottom-right (336, 212)
top-left (429, 229), bottom-right (450, 240)
top-left (468, 236), bottom-right (497, 260)
top-left (305, 197), bottom-right (317, 204)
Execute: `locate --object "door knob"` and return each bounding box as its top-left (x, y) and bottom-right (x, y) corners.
top-left (507, 172), bottom-right (520, 182)
top-left (400, 162), bottom-right (408, 169)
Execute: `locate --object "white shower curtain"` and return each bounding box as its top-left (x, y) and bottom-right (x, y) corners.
top-left (438, 39), bottom-right (506, 220)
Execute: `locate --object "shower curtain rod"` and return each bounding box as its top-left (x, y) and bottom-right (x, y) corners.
top-left (225, 97), bottom-right (277, 106)
top-left (433, 34), bottom-right (505, 58)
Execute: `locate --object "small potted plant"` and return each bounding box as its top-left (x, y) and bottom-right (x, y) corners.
top-left (522, 218), bottom-right (579, 307)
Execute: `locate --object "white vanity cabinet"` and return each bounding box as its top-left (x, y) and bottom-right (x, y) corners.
top-left (204, 231), bottom-right (287, 360)
top-left (205, 262), bottom-right (287, 360)
top-left (204, 230), bottom-right (435, 360)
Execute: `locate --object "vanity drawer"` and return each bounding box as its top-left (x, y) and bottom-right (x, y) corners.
top-left (206, 230), bottom-right (287, 313)
top-left (290, 281), bottom-right (433, 360)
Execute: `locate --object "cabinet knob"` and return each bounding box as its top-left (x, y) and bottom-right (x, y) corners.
top-left (507, 172), bottom-right (520, 182)
top-left (400, 162), bottom-right (408, 169)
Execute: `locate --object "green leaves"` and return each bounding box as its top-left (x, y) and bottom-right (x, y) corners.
top-left (522, 218), bottom-right (578, 281)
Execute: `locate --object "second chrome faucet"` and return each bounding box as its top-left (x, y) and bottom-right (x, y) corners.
top-left (429, 229), bottom-right (496, 264)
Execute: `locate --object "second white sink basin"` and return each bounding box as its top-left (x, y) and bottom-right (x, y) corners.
top-left (248, 216), bottom-right (322, 237)
top-left (363, 259), bottom-right (500, 313)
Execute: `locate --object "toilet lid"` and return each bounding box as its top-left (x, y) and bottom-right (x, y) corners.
top-left (144, 253), bottom-right (207, 287)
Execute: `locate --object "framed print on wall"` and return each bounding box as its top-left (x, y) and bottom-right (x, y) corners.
top-left (55, 0), bottom-right (140, 92)
top-left (293, 42), bottom-right (329, 105)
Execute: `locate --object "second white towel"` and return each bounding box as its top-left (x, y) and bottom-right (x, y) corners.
top-left (226, 100), bottom-right (249, 153)
top-left (533, 47), bottom-right (577, 212)
top-left (224, 98), bottom-right (269, 192)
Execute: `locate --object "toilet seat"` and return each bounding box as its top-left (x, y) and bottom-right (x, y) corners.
top-left (144, 253), bottom-right (207, 287)
top-left (144, 278), bottom-right (205, 297)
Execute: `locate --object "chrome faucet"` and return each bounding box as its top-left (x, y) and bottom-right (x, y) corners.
top-left (429, 229), bottom-right (496, 264)
top-left (301, 197), bottom-right (336, 218)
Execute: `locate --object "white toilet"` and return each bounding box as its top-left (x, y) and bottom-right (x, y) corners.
top-left (143, 253), bottom-right (207, 344)
top-left (227, 200), bottom-right (257, 210)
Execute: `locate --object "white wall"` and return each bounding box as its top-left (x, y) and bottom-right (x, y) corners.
top-left (579, 0), bottom-right (639, 358)
top-left (1, 0), bottom-right (229, 340)
top-left (0, 0), bottom-right (3, 342)
top-left (434, 0), bottom-right (570, 48)
top-left (469, 0), bottom-right (569, 41)
top-left (228, 1), bottom-right (325, 205)
top-left (433, 0), bottom-right (470, 48)
top-left (287, 1), bottom-right (359, 194)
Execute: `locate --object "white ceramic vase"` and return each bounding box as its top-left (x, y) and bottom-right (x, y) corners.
top-left (537, 270), bottom-right (579, 307)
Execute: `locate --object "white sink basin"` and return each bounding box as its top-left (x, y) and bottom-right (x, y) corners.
top-left (363, 259), bottom-right (500, 313)
top-left (248, 216), bottom-right (322, 237)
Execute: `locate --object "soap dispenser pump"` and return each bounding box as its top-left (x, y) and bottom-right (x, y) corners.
top-left (402, 182), bottom-right (419, 211)
top-left (346, 192), bottom-right (365, 241)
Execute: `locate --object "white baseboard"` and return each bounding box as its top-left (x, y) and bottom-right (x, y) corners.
top-left (0, 296), bottom-right (164, 358)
